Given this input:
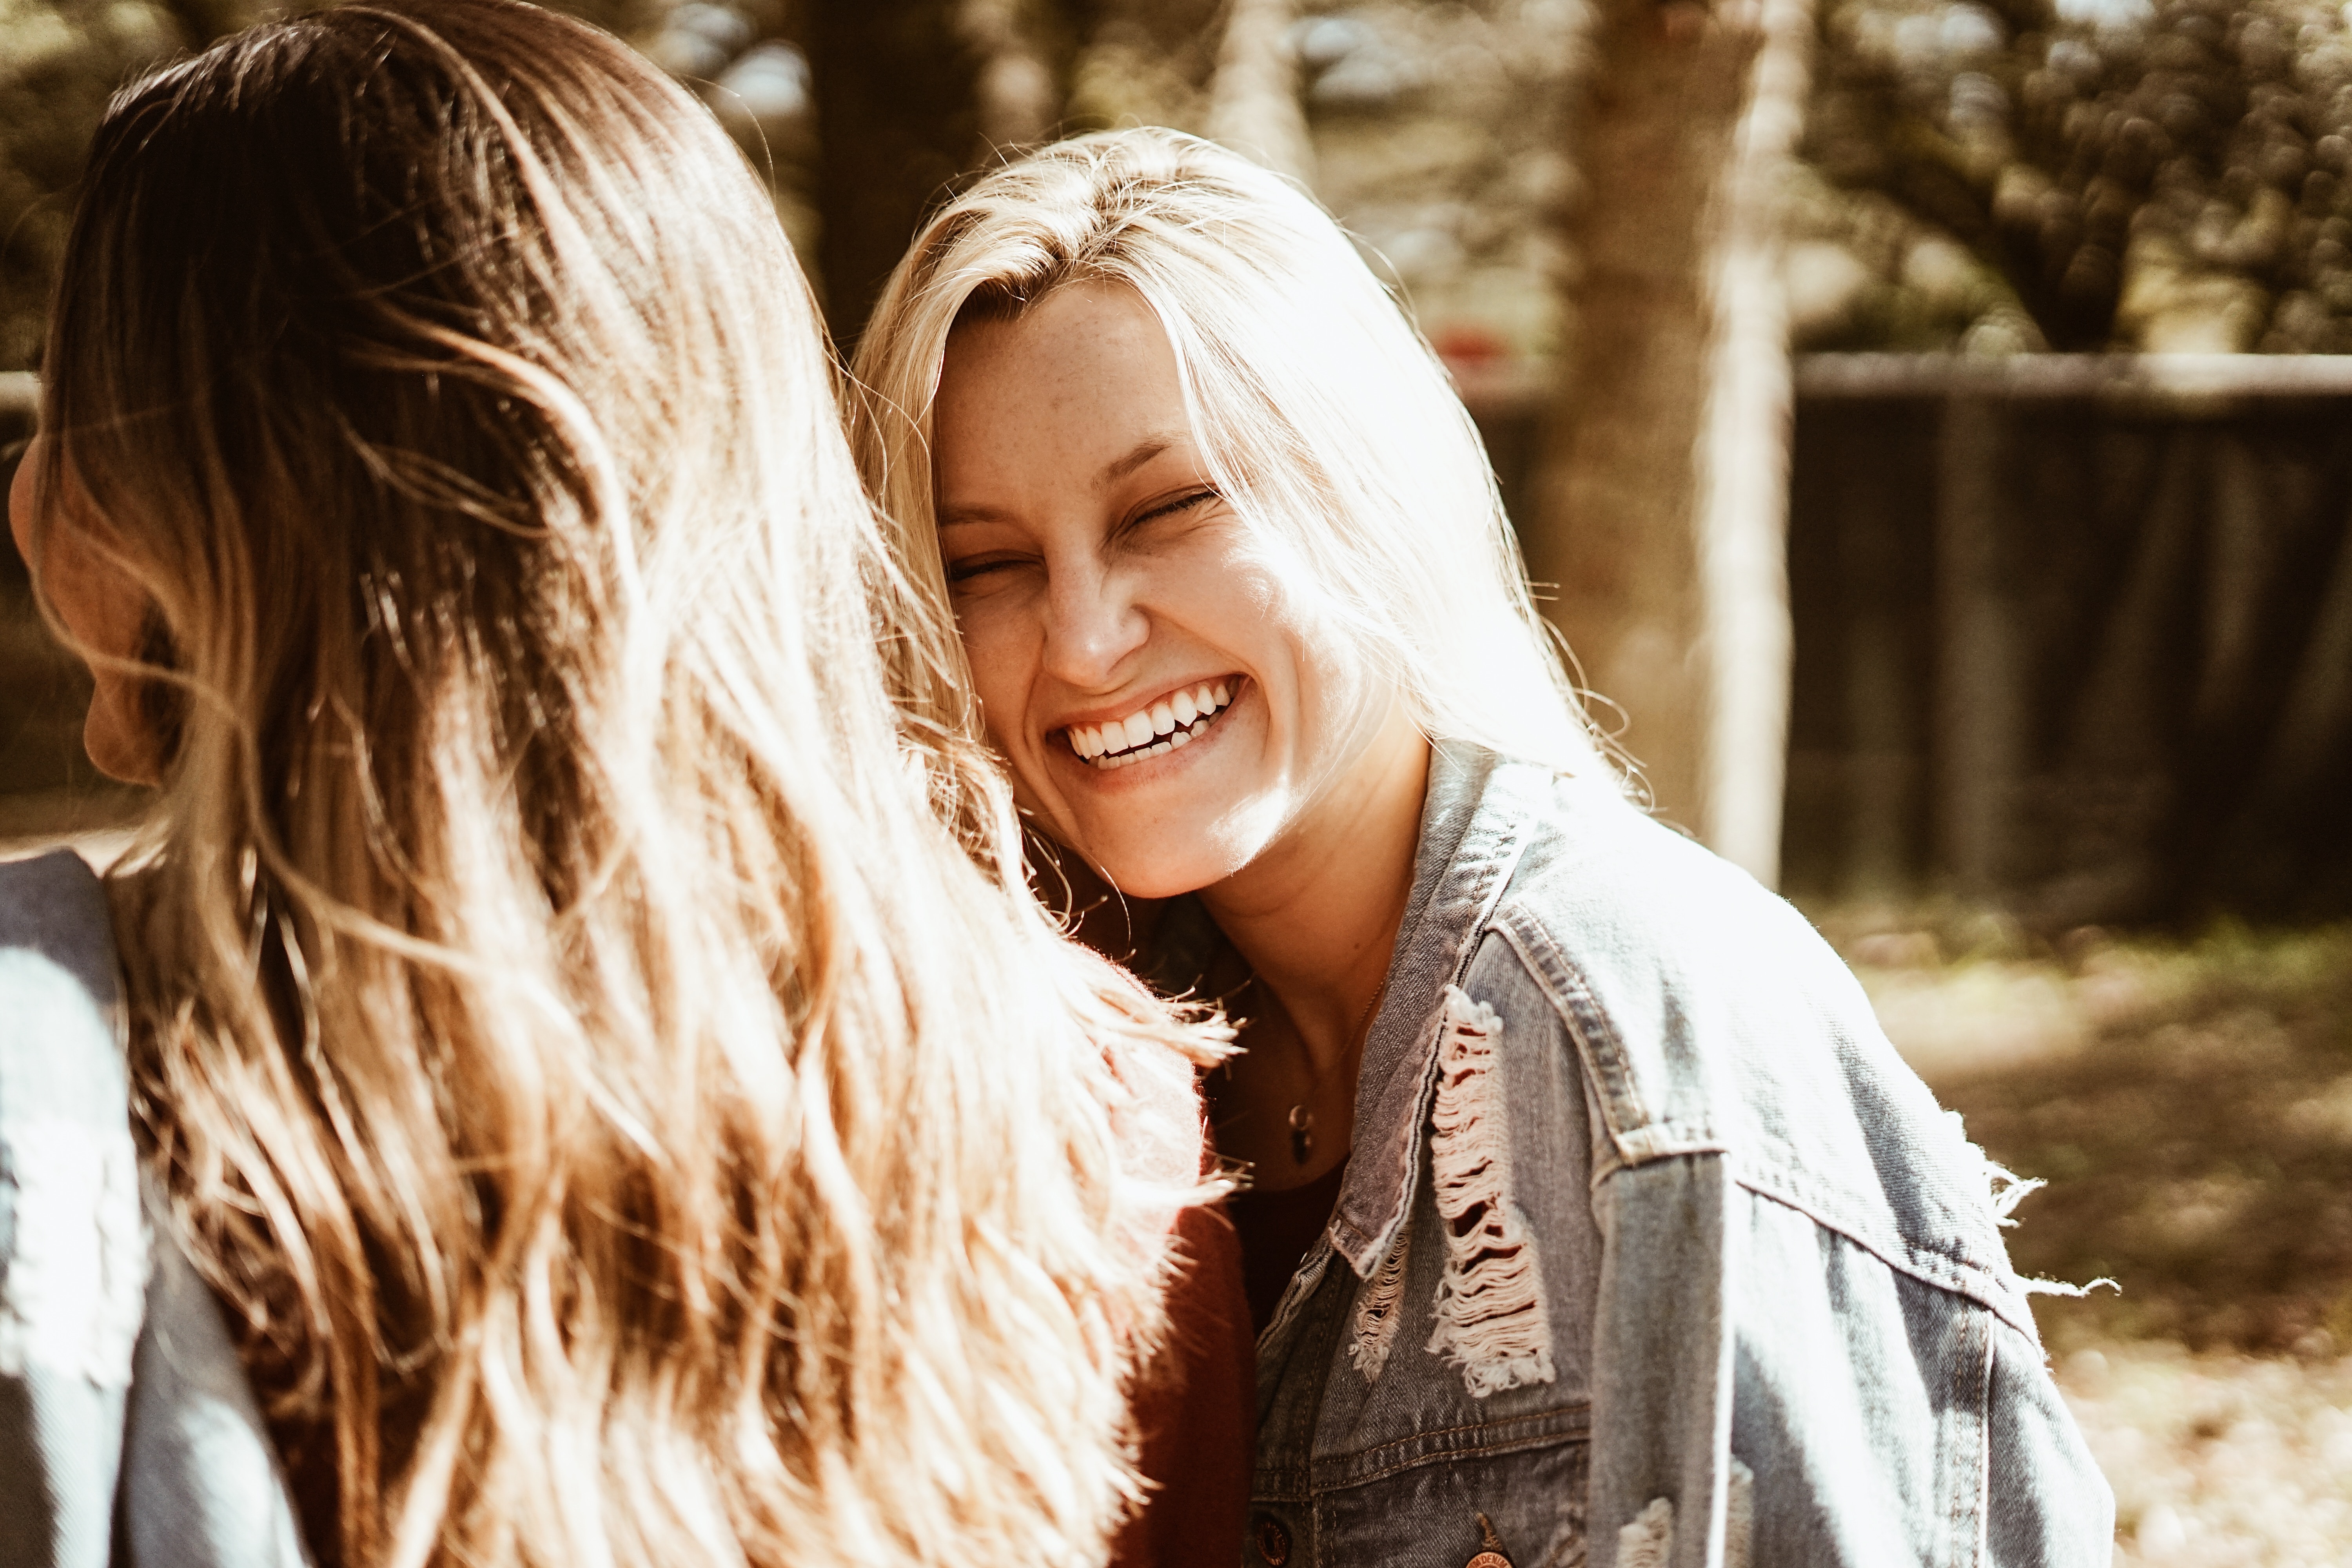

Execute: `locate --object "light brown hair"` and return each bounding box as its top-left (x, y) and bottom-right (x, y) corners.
top-left (30, 5), bottom-right (1212, 1563)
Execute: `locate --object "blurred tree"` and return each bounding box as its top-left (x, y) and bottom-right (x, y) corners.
top-left (0, 0), bottom-right (667, 374)
top-left (1528, 0), bottom-right (1815, 884)
top-left (1206, 0), bottom-right (1313, 181)
top-left (806, 0), bottom-right (1076, 345)
top-left (1807, 0), bottom-right (2352, 351)
top-left (0, 0), bottom-right (200, 372)
top-left (1063, 0), bottom-right (1221, 130)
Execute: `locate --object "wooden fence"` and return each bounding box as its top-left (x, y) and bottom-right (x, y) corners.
top-left (1468, 354), bottom-right (2352, 922)
top-left (8, 361), bottom-right (2350, 919)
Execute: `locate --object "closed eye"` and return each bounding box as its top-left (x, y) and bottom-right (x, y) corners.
top-left (944, 552), bottom-right (1032, 584)
top-left (1129, 488), bottom-right (1220, 530)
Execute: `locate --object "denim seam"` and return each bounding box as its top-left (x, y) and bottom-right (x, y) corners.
top-left (1941, 1301), bottom-right (1993, 1568)
top-left (1493, 907), bottom-right (2041, 1341)
top-left (1248, 1467), bottom-right (1311, 1502)
top-left (1736, 1152), bottom-right (2019, 1309)
top-left (1308, 1406), bottom-right (1592, 1490)
top-left (1489, 904), bottom-right (1660, 1150)
top-left (1732, 1178), bottom-right (2042, 1345)
top-left (1969, 1311), bottom-right (1995, 1568)
top-left (1494, 912), bottom-right (1736, 1161)
top-left (1329, 761), bottom-right (1538, 1277)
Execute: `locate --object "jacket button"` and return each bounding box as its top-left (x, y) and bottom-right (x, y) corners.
top-left (1252, 1512), bottom-right (1292, 1565)
top-left (1465, 1512), bottom-right (1513, 1568)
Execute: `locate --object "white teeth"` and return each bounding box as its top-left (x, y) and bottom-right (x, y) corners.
top-left (1071, 678), bottom-right (1238, 768)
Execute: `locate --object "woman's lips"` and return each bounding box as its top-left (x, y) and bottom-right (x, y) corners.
top-left (1063, 677), bottom-right (1237, 769)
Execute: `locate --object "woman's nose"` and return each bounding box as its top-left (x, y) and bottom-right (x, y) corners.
top-left (1040, 561), bottom-right (1147, 693)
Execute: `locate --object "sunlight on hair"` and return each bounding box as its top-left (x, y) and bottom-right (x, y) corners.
top-left (851, 126), bottom-right (1613, 781)
top-left (28, 7), bottom-right (1222, 1565)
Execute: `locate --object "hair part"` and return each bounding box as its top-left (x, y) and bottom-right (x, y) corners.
top-left (849, 126), bottom-right (1610, 782)
top-left (38, 8), bottom-right (1212, 1564)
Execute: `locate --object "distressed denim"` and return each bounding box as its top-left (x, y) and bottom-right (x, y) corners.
top-left (0, 849), bottom-right (309, 1568)
top-left (1167, 744), bottom-right (2112, 1568)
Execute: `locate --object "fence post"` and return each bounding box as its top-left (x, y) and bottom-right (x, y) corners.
top-left (1839, 445), bottom-right (1913, 898)
top-left (1934, 391), bottom-right (2017, 900)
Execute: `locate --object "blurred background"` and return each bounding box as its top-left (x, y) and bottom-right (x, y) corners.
top-left (5, 0), bottom-right (2351, 1557)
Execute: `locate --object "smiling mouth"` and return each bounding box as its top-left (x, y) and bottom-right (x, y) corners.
top-left (1065, 679), bottom-right (1236, 769)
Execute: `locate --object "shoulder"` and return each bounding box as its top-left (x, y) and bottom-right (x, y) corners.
top-left (1465, 766), bottom-right (2033, 1331)
top-left (1477, 768), bottom-right (1869, 1097)
top-left (0, 848), bottom-right (122, 1011)
top-left (0, 848), bottom-right (128, 1120)
top-left (0, 848), bottom-right (147, 1392)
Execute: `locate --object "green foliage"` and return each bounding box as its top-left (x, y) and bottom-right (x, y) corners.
top-left (1810, 0), bottom-right (2352, 350)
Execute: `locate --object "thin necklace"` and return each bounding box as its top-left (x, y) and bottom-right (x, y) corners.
top-left (1265, 971), bottom-right (1388, 1166)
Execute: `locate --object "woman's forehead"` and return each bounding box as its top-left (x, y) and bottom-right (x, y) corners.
top-left (936, 287), bottom-right (1191, 472)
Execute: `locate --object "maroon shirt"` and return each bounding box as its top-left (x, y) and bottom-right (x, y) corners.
top-left (1225, 1161), bottom-right (1350, 1335)
top-left (1114, 1200), bottom-right (1256, 1567)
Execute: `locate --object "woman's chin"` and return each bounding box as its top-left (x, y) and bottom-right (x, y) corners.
top-left (1071, 851), bottom-right (1226, 903)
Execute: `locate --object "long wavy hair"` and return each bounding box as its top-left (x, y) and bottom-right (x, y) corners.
top-left (849, 127), bottom-right (1606, 778)
top-left (29, 6), bottom-right (1214, 1564)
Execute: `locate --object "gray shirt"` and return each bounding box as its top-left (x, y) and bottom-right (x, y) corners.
top-left (0, 849), bottom-right (308, 1568)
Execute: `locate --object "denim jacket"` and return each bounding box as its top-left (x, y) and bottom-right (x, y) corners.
top-left (1170, 744), bottom-right (2112, 1568)
top-left (0, 849), bottom-right (310, 1568)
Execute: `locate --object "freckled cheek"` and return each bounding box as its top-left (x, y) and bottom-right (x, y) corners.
top-left (955, 611), bottom-right (1041, 754)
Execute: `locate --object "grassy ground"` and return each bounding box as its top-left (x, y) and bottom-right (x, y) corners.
top-left (1827, 912), bottom-right (2352, 1564)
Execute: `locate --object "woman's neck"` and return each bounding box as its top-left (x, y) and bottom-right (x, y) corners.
top-left (1199, 707), bottom-right (1431, 1082)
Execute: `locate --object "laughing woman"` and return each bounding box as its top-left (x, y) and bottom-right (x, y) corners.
top-left (852, 128), bottom-right (2114, 1567)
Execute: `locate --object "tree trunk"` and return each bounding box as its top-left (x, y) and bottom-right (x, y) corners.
top-left (809, 0), bottom-right (1081, 347)
top-left (1205, 0), bottom-right (1311, 183)
top-left (1526, 0), bottom-right (1812, 885)
top-left (807, 0), bottom-right (984, 346)
top-left (1932, 393), bottom-right (2018, 900)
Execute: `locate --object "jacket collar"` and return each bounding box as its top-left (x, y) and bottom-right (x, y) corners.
top-left (1326, 741), bottom-right (1543, 1277)
top-left (1136, 742), bottom-right (1548, 1277)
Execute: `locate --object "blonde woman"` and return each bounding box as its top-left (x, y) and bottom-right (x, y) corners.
top-left (0, 9), bottom-right (1249, 1566)
top-left (853, 128), bottom-right (2115, 1566)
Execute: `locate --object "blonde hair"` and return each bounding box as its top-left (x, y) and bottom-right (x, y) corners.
top-left (850, 126), bottom-right (1603, 775)
top-left (32, 6), bottom-right (1212, 1565)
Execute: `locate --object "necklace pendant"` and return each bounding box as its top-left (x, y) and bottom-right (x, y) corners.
top-left (1287, 1104), bottom-right (1314, 1164)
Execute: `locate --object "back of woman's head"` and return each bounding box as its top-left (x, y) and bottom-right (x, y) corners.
top-left (851, 126), bottom-right (1603, 775)
top-left (34, 6), bottom-right (1196, 1564)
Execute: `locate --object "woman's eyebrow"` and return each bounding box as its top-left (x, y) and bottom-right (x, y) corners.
top-left (936, 500), bottom-right (1013, 528)
top-left (935, 432), bottom-right (1195, 528)
top-left (1095, 434), bottom-right (1188, 489)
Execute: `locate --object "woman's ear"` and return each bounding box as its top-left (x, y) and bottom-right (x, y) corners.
top-left (9, 438), bottom-right (170, 786)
